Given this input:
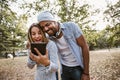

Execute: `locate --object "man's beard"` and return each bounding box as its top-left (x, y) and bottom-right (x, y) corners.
top-left (46, 29), bottom-right (57, 37)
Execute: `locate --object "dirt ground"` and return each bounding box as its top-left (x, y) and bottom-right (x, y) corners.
top-left (90, 48), bottom-right (120, 80)
top-left (0, 48), bottom-right (120, 80)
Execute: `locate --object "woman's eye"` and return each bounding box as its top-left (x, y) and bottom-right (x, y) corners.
top-left (38, 32), bottom-right (41, 35)
top-left (32, 32), bottom-right (35, 35)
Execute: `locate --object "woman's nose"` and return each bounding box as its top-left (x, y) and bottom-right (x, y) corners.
top-left (35, 34), bottom-right (39, 38)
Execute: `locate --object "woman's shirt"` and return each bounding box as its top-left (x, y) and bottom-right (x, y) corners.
top-left (27, 40), bottom-right (59, 80)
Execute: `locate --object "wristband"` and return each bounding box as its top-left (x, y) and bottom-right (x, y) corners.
top-left (83, 72), bottom-right (89, 75)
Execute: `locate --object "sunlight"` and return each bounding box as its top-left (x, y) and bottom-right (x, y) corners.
top-left (10, 0), bottom-right (119, 30)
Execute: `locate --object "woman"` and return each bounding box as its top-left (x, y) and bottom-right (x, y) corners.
top-left (27, 23), bottom-right (59, 80)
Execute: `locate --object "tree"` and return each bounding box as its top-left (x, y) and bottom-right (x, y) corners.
top-left (20, 0), bottom-right (91, 27)
top-left (104, 0), bottom-right (120, 26)
top-left (105, 24), bottom-right (120, 48)
top-left (0, 0), bottom-right (27, 55)
top-left (103, 0), bottom-right (120, 48)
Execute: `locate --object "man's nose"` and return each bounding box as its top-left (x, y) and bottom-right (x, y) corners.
top-left (44, 26), bottom-right (49, 31)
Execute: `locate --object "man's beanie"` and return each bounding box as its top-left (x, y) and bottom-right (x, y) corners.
top-left (37, 11), bottom-right (56, 23)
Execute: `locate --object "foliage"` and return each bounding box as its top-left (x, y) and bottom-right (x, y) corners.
top-left (103, 0), bottom-right (120, 48)
top-left (0, 0), bottom-right (28, 54)
top-left (20, 0), bottom-right (91, 27)
top-left (1, 0), bottom-right (120, 51)
top-left (105, 23), bottom-right (120, 48)
top-left (104, 0), bottom-right (120, 26)
top-left (83, 26), bottom-right (100, 50)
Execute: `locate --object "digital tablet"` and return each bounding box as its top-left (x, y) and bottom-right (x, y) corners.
top-left (31, 42), bottom-right (47, 56)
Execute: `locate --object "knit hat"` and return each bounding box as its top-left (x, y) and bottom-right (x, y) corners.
top-left (37, 11), bottom-right (56, 23)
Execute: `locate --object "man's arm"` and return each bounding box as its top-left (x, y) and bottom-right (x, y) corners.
top-left (76, 35), bottom-right (90, 79)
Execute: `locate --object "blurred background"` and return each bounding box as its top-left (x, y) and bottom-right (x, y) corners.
top-left (0, 0), bottom-right (120, 58)
top-left (0, 0), bottom-right (120, 80)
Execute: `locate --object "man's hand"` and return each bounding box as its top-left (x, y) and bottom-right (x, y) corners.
top-left (30, 48), bottom-right (50, 66)
top-left (81, 74), bottom-right (90, 80)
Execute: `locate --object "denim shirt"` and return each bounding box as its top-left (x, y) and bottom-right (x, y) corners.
top-left (27, 40), bottom-right (59, 80)
top-left (50, 22), bottom-right (84, 68)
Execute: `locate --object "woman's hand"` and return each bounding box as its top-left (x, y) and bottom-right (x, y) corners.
top-left (30, 48), bottom-right (50, 66)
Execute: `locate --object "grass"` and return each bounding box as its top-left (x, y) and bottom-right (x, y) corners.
top-left (0, 48), bottom-right (120, 80)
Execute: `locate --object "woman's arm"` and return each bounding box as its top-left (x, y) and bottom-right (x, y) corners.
top-left (27, 49), bottom-right (36, 69)
top-left (45, 41), bottom-right (59, 73)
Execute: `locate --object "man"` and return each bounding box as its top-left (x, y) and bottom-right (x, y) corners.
top-left (33, 11), bottom-right (90, 80)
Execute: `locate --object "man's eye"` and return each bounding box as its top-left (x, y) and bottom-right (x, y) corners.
top-left (40, 26), bottom-right (44, 30)
top-left (40, 22), bottom-right (51, 30)
top-left (46, 23), bottom-right (51, 26)
top-left (46, 24), bottom-right (49, 26)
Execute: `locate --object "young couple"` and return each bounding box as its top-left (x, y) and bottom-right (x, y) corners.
top-left (27, 11), bottom-right (90, 80)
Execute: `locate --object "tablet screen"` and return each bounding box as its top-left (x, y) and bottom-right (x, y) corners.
top-left (31, 42), bottom-right (47, 55)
